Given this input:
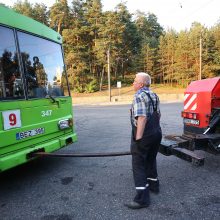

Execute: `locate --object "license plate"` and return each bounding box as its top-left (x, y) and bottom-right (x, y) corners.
top-left (16, 128), bottom-right (45, 140)
top-left (183, 118), bottom-right (200, 125)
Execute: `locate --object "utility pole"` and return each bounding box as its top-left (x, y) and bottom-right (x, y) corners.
top-left (199, 36), bottom-right (202, 80)
top-left (107, 47), bottom-right (111, 102)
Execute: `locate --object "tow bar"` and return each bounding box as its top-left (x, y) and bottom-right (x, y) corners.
top-left (159, 135), bottom-right (205, 166)
top-left (33, 151), bottom-right (131, 158)
top-left (32, 137), bottom-right (205, 166)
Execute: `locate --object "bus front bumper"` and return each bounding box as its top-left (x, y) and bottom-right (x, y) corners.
top-left (0, 133), bottom-right (77, 172)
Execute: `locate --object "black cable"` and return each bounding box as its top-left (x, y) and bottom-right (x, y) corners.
top-left (33, 151), bottom-right (131, 158)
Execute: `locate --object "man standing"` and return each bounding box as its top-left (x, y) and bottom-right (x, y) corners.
top-left (125, 72), bottom-right (162, 209)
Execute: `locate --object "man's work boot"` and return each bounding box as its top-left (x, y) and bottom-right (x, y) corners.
top-left (124, 201), bottom-right (149, 209)
top-left (125, 187), bottom-right (150, 209)
top-left (147, 178), bottom-right (159, 193)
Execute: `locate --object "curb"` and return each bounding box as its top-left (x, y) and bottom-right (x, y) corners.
top-left (72, 94), bottom-right (184, 106)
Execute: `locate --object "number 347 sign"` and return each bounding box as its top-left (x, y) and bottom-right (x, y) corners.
top-left (2, 110), bottom-right (22, 130)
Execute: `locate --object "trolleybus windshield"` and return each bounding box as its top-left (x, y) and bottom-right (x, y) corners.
top-left (0, 25), bottom-right (69, 100)
top-left (0, 25), bottom-right (23, 99)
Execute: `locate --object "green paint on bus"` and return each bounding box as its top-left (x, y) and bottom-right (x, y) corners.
top-left (0, 5), bottom-right (62, 43)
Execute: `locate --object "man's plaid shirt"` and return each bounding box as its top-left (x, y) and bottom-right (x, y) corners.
top-left (131, 87), bottom-right (160, 127)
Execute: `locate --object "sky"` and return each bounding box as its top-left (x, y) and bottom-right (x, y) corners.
top-left (2, 0), bottom-right (220, 32)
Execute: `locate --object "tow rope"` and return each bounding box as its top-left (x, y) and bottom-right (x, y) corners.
top-left (33, 151), bottom-right (131, 158)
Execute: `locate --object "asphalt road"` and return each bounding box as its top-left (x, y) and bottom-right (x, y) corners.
top-left (0, 103), bottom-right (220, 220)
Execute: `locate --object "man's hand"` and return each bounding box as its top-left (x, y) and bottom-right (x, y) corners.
top-left (135, 138), bottom-right (145, 151)
top-left (135, 138), bottom-right (142, 142)
top-left (136, 116), bottom-right (147, 140)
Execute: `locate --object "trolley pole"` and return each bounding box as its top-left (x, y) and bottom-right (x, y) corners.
top-left (107, 48), bottom-right (111, 102)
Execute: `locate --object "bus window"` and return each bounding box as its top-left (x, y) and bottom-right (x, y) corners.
top-left (0, 26), bottom-right (24, 99)
top-left (17, 31), bottom-right (69, 98)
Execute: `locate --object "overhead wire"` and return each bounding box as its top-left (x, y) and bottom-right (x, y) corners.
top-left (162, 0), bottom-right (217, 30)
top-left (181, 0), bottom-right (216, 24)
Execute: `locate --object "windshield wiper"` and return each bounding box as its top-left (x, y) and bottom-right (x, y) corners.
top-left (46, 94), bottom-right (56, 103)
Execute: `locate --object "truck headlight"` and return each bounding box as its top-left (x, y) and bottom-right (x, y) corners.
top-left (58, 119), bottom-right (73, 130)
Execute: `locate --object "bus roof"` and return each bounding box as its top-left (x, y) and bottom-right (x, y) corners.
top-left (0, 5), bottom-right (62, 44)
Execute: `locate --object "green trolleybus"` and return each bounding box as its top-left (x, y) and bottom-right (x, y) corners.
top-left (0, 5), bottom-right (77, 172)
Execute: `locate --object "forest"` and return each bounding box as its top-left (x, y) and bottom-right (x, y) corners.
top-left (4, 0), bottom-right (220, 92)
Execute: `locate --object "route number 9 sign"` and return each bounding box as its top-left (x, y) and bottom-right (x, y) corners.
top-left (2, 110), bottom-right (22, 130)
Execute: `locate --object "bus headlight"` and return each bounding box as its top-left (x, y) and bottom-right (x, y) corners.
top-left (58, 119), bottom-right (73, 130)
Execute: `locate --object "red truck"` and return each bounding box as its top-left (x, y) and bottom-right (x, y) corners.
top-left (160, 77), bottom-right (220, 165)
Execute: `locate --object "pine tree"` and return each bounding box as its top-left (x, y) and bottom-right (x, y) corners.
top-left (50, 0), bottom-right (70, 34)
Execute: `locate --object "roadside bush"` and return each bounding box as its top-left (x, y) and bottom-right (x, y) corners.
top-left (73, 85), bottom-right (84, 93)
top-left (84, 78), bottom-right (99, 93)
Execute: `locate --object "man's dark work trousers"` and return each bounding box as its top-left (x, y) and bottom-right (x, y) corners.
top-left (131, 135), bottom-right (161, 205)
